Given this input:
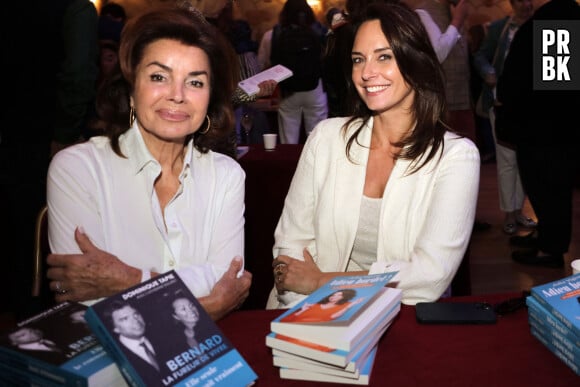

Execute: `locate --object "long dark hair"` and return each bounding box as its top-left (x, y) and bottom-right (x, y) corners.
top-left (344, 3), bottom-right (449, 174)
top-left (318, 289), bottom-right (357, 305)
top-left (100, 3), bottom-right (237, 157)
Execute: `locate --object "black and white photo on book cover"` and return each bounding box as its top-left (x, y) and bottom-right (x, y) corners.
top-left (0, 301), bottom-right (124, 386)
top-left (86, 270), bottom-right (257, 387)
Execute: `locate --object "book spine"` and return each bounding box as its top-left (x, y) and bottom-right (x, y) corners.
top-left (84, 308), bottom-right (142, 387)
top-left (529, 326), bottom-right (580, 375)
top-left (0, 350), bottom-right (85, 386)
top-left (526, 299), bottom-right (580, 347)
top-left (528, 315), bottom-right (580, 362)
top-left (530, 291), bottom-right (580, 337)
top-left (0, 362), bottom-right (63, 387)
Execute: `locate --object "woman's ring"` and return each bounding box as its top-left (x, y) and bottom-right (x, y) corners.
top-left (55, 281), bottom-right (67, 295)
top-left (274, 263), bottom-right (286, 273)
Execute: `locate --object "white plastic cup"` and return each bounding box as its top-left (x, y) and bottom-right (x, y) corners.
top-left (571, 259), bottom-right (580, 275)
top-left (263, 133), bottom-right (277, 151)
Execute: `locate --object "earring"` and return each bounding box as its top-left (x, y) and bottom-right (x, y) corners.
top-left (129, 106), bottom-right (136, 127)
top-left (199, 115), bottom-right (211, 134)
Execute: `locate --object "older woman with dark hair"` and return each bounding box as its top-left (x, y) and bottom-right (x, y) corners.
top-left (46, 3), bottom-right (251, 321)
top-left (269, 3), bottom-right (479, 309)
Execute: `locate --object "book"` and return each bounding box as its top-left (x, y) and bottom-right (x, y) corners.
top-left (529, 317), bottom-right (580, 364)
top-left (278, 346), bottom-right (377, 385)
top-left (237, 64), bottom-right (293, 96)
top-left (85, 270), bottom-right (258, 387)
top-left (526, 296), bottom-right (580, 347)
top-left (273, 343), bottom-right (378, 380)
top-left (266, 302), bottom-right (398, 369)
top-left (270, 273), bottom-right (401, 351)
top-left (271, 316), bottom-right (390, 378)
top-left (530, 273), bottom-right (580, 337)
top-left (0, 301), bottom-right (125, 387)
top-left (529, 326), bottom-right (580, 375)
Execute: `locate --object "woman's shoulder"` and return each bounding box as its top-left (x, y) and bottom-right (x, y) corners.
top-left (195, 149), bottom-right (245, 179)
top-left (441, 132), bottom-right (481, 159)
top-left (50, 136), bottom-right (111, 165)
top-left (310, 116), bottom-right (355, 139)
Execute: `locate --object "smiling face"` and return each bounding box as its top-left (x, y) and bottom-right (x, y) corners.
top-left (132, 38), bottom-right (211, 143)
top-left (328, 291), bottom-right (345, 303)
top-left (172, 297), bottom-right (200, 327)
top-left (351, 20), bottom-right (414, 116)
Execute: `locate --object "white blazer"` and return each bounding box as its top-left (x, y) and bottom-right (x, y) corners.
top-left (267, 116), bottom-right (480, 308)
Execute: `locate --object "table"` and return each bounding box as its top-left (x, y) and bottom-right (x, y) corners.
top-left (218, 293), bottom-right (579, 386)
top-left (238, 144), bottom-right (304, 309)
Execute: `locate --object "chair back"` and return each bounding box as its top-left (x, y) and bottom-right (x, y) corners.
top-left (32, 205), bottom-right (48, 297)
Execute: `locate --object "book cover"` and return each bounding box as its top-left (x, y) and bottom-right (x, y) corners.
top-left (526, 296), bottom-right (580, 347)
top-left (237, 64), bottom-right (293, 96)
top-left (0, 301), bottom-right (124, 387)
top-left (530, 273), bottom-right (580, 337)
top-left (278, 345), bottom-right (377, 385)
top-left (529, 326), bottom-right (580, 375)
top-left (85, 270), bottom-right (257, 387)
top-left (266, 301), bottom-right (398, 369)
top-left (271, 273), bottom-right (401, 351)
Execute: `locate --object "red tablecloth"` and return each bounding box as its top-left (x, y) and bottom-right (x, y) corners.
top-left (218, 293), bottom-right (579, 386)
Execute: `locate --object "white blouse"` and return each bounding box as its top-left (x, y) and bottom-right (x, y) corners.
top-left (47, 125), bottom-right (246, 304)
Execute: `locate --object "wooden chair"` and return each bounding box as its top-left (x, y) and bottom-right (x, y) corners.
top-left (32, 205), bottom-right (49, 298)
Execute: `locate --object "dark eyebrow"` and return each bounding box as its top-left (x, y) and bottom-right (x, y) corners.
top-left (351, 46), bottom-right (392, 56)
top-left (145, 61), bottom-right (208, 77)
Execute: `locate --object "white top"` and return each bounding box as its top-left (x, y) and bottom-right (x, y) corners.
top-left (267, 117), bottom-right (480, 308)
top-left (347, 195), bottom-right (381, 272)
top-left (415, 9), bottom-right (461, 63)
top-left (47, 124), bottom-right (245, 304)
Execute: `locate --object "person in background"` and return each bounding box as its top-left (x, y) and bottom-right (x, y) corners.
top-left (97, 1), bottom-right (126, 45)
top-left (208, 1), bottom-right (277, 144)
top-left (472, 0), bottom-right (535, 235)
top-left (497, 0), bottom-right (580, 268)
top-left (267, 3), bottom-right (479, 309)
top-left (262, 0), bottom-right (328, 144)
top-left (415, 0), bottom-right (492, 232)
top-left (45, 3), bottom-right (251, 320)
top-left (322, 7), bottom-right (352, 118)
top-left (0, 0), bottom-right (98, 318)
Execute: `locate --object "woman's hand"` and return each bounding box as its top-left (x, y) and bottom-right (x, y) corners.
top-left (199, 257), bottom-right (252, 321)
top-left (273, 248), bottom-right (323, 295)
top-left (256, 79), bottom-right (277, 98)
top-left (46, 227), bottom-right (141, 303)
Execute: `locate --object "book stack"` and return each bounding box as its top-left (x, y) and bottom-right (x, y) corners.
top-left (266, 273), bottom-right (402, 385)
top-left (85, 270), bottom-right (258, 387)
top-left (0, 301), bottom-right (126, 386)
top-left (526, 273), bottom-right (580, 375)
